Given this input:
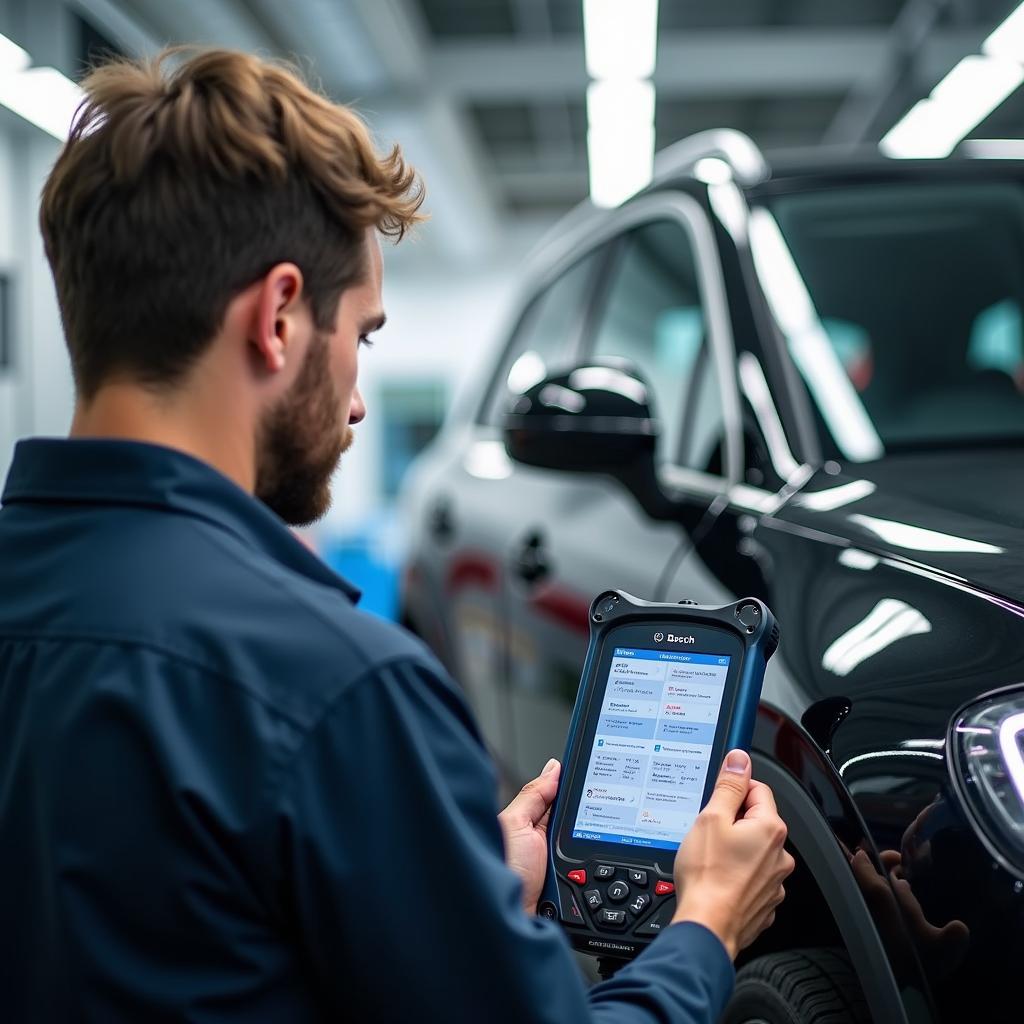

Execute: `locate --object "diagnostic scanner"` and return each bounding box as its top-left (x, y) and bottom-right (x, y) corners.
top-left (537, 590), bottom-right (779, 961)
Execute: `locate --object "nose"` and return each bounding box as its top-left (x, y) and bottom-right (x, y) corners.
top-left (349, 387), bottom-right (366, 425)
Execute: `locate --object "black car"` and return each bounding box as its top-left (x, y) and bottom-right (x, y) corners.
top-left (399, 130), bottom-right (1024, 1023)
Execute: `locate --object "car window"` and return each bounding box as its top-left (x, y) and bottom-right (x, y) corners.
top-left (765, 182), bottom-right (1024, 457)
top-left (679, 344), bottom-right (727, 474)
top-left (587, 219), bottom-right (723, 470)
top-left (480, 248), bottom-right (605, 426)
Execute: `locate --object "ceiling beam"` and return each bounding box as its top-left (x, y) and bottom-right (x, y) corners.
top-left (823, 0), bottom-right (969, 145)
top-left (413, 27), bottom-right (985, 102)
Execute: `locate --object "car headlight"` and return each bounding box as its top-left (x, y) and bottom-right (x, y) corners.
top-left (950, 687), bottom-right (1024, 875)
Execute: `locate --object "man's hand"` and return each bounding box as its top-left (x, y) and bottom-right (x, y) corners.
top-left (672, 749), bottom-right (794, 959)
top-left (499, 758), bottom-right (560, 915)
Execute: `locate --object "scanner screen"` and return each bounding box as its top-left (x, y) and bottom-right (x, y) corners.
top-left (570, 646), bottom-right (731, 851)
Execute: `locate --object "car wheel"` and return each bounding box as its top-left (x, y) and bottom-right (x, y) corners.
top-left (721, 948), bottom-right (870, 1024)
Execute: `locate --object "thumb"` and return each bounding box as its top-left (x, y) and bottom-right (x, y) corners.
top-left (705, 749), bottom-right (751, 818)
top-left (500, 758), bottom-right (561, 828)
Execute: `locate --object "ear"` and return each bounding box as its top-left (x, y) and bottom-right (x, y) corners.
top-left (250, 263), bottom-right (306, 374)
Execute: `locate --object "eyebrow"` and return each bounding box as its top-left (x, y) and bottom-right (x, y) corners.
top-left (361, 312), bottom-right (387, 334)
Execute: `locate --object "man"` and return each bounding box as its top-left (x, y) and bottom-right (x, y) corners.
top-left (0, 49), bottom-right (793, 1022)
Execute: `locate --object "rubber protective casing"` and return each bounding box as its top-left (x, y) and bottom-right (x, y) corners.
top-left (537, 590), bottom-right (779, 960)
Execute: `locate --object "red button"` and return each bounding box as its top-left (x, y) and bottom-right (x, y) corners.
top-left (654, 880), bottom-right (675, 895)
top-left (567, 870), bottom-right (587, 885)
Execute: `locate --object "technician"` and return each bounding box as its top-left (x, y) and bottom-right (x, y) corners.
top-left (0, 49), bottom-right (793, 1023)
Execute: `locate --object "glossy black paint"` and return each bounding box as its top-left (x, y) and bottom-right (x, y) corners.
top-left (400, 156), bottom-right (1024, 1022)
top-left (503, 363), bottom-right (658, 473)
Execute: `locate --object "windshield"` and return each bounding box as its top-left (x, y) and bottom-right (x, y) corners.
top-left (753, 181), bottom-right (1024, 461)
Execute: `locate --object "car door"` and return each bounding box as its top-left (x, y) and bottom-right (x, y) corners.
top-left (500, 193), bottom-right (745, 786)
top-left (422, 246), bottom-right (611, 783)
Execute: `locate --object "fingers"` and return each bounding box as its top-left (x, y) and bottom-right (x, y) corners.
top-left (879, 849), bottom-right (903, 873)
top-left (499, 758), bottom-right (560, 829)
top-left (704, 749), bottom-right (752, 819)
top-left (740, 780), bottom-right (779, 820)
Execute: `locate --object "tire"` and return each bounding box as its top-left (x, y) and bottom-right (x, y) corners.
top-left (720, 948), bottom-right (871, 1024)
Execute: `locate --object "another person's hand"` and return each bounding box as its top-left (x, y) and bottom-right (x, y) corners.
top-left (499, 758), bottom-right (560, 915)
top-left (672, 749), bottom-right (794, 959)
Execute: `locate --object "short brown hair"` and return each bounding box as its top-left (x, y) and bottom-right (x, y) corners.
top-left (40, 48), bottom-right (424, 399)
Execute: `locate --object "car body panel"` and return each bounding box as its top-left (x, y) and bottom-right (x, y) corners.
top-left (400, 144), bottom-right (1024, 1021)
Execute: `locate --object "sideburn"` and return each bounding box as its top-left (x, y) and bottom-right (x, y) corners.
top-left (254, 334), bottom-right (347, 526)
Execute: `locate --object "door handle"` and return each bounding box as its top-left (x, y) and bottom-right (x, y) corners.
top-left (428, 498), bottom-right (455, 542)
top-left (514, 531), bottom-right (550, 585)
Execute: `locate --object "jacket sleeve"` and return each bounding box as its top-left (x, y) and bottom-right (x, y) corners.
top-left (275, 655), bottom-right (734, 1024)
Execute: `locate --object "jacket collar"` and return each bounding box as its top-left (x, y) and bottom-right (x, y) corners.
top-left (2, 438), bottom-right (361, 603)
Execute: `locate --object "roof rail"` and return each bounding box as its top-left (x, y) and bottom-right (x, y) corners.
top-left (526, 129), bottom-right (769, 267)
top-left (651, 129), bottom-right (769, 187)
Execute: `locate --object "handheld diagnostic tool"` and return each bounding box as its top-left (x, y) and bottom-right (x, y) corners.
top-left (537, 591), bottom-right (779, 961)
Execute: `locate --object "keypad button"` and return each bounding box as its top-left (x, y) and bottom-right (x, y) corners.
top-left (567, 869), bottom-right (587, 885)
top-left (636, 899), bottom-right (675, 936)
top-left (583, 889), bottom-right (603, 910)
top-left (627, 869), bottom-right (648, 886)
top-left (607, 880), bottom-right (630, 902)
top-left (598, 909), bottom-right (626, 928)
top-left (557, 880), bottom-right (586, 926)
top-left (627, 892), bottom-right (651, 917)
top-left (654, 880), bottom-right (675, 895)
top-left (594, 864), bottom-right (616, 880)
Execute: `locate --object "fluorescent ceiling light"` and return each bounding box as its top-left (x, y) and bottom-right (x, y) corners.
top-left (583, 0), bottom-right (659, 80)
top-left (0, 66), bottom-right (84, 141)
top-left (587, 79), bottom-right (655, 208)
top-left (0, 32), bottom-right (29, 74)
top-left (0, 32), bottom-right (83, 141)
top-left (587, 78), bottom-right (655, 129)
top-left (983, 2), bottom-right (1024, 63)
top-left (962, 138), bottom-right (1024, 158)
top-left (881, 55), bottom-right (1024, 159)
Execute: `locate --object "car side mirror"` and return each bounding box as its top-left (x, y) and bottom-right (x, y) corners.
top-left (502, 363), bottom-right (676, 519)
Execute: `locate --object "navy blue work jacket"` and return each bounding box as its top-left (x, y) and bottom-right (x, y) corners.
top-left (0, 438), bottom-right (733, 1023)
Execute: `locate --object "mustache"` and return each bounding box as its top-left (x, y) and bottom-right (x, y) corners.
top-left (339, 426), bottom-right (355, 455)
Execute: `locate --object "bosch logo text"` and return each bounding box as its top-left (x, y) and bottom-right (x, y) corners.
top-left (656, 633), bottom-right (696, 644)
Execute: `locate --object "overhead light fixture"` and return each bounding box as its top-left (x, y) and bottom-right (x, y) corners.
top-left (0, 66), bottom-right (84, 141)
top-left (983, 2), bottom-right (1024, 63)
top-left (583, 0), bottom-right (659, 80)
top-left (881, 1), bottom-right (1024, 163)
top-left (0, 32), bottom-right (29, 75)
top-left (583, 0), bottom-right (659, 208)
top-left (881, 55), bottom-right (1024, 158)
top-left (587, 79), bottom-right (655, 208)
top-left (0, 32), bottom-right (83, 142)
top-left (961, 137), bottom-right (1024, 158)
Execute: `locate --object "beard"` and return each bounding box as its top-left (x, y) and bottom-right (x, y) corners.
top-left (254, 333), bottom-right (352, 527)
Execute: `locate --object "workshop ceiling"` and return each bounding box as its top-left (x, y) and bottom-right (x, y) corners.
top-left (82, 0), bottom-right (1024, 254)
top-left (411, 0), bottom-right (1023, 216)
